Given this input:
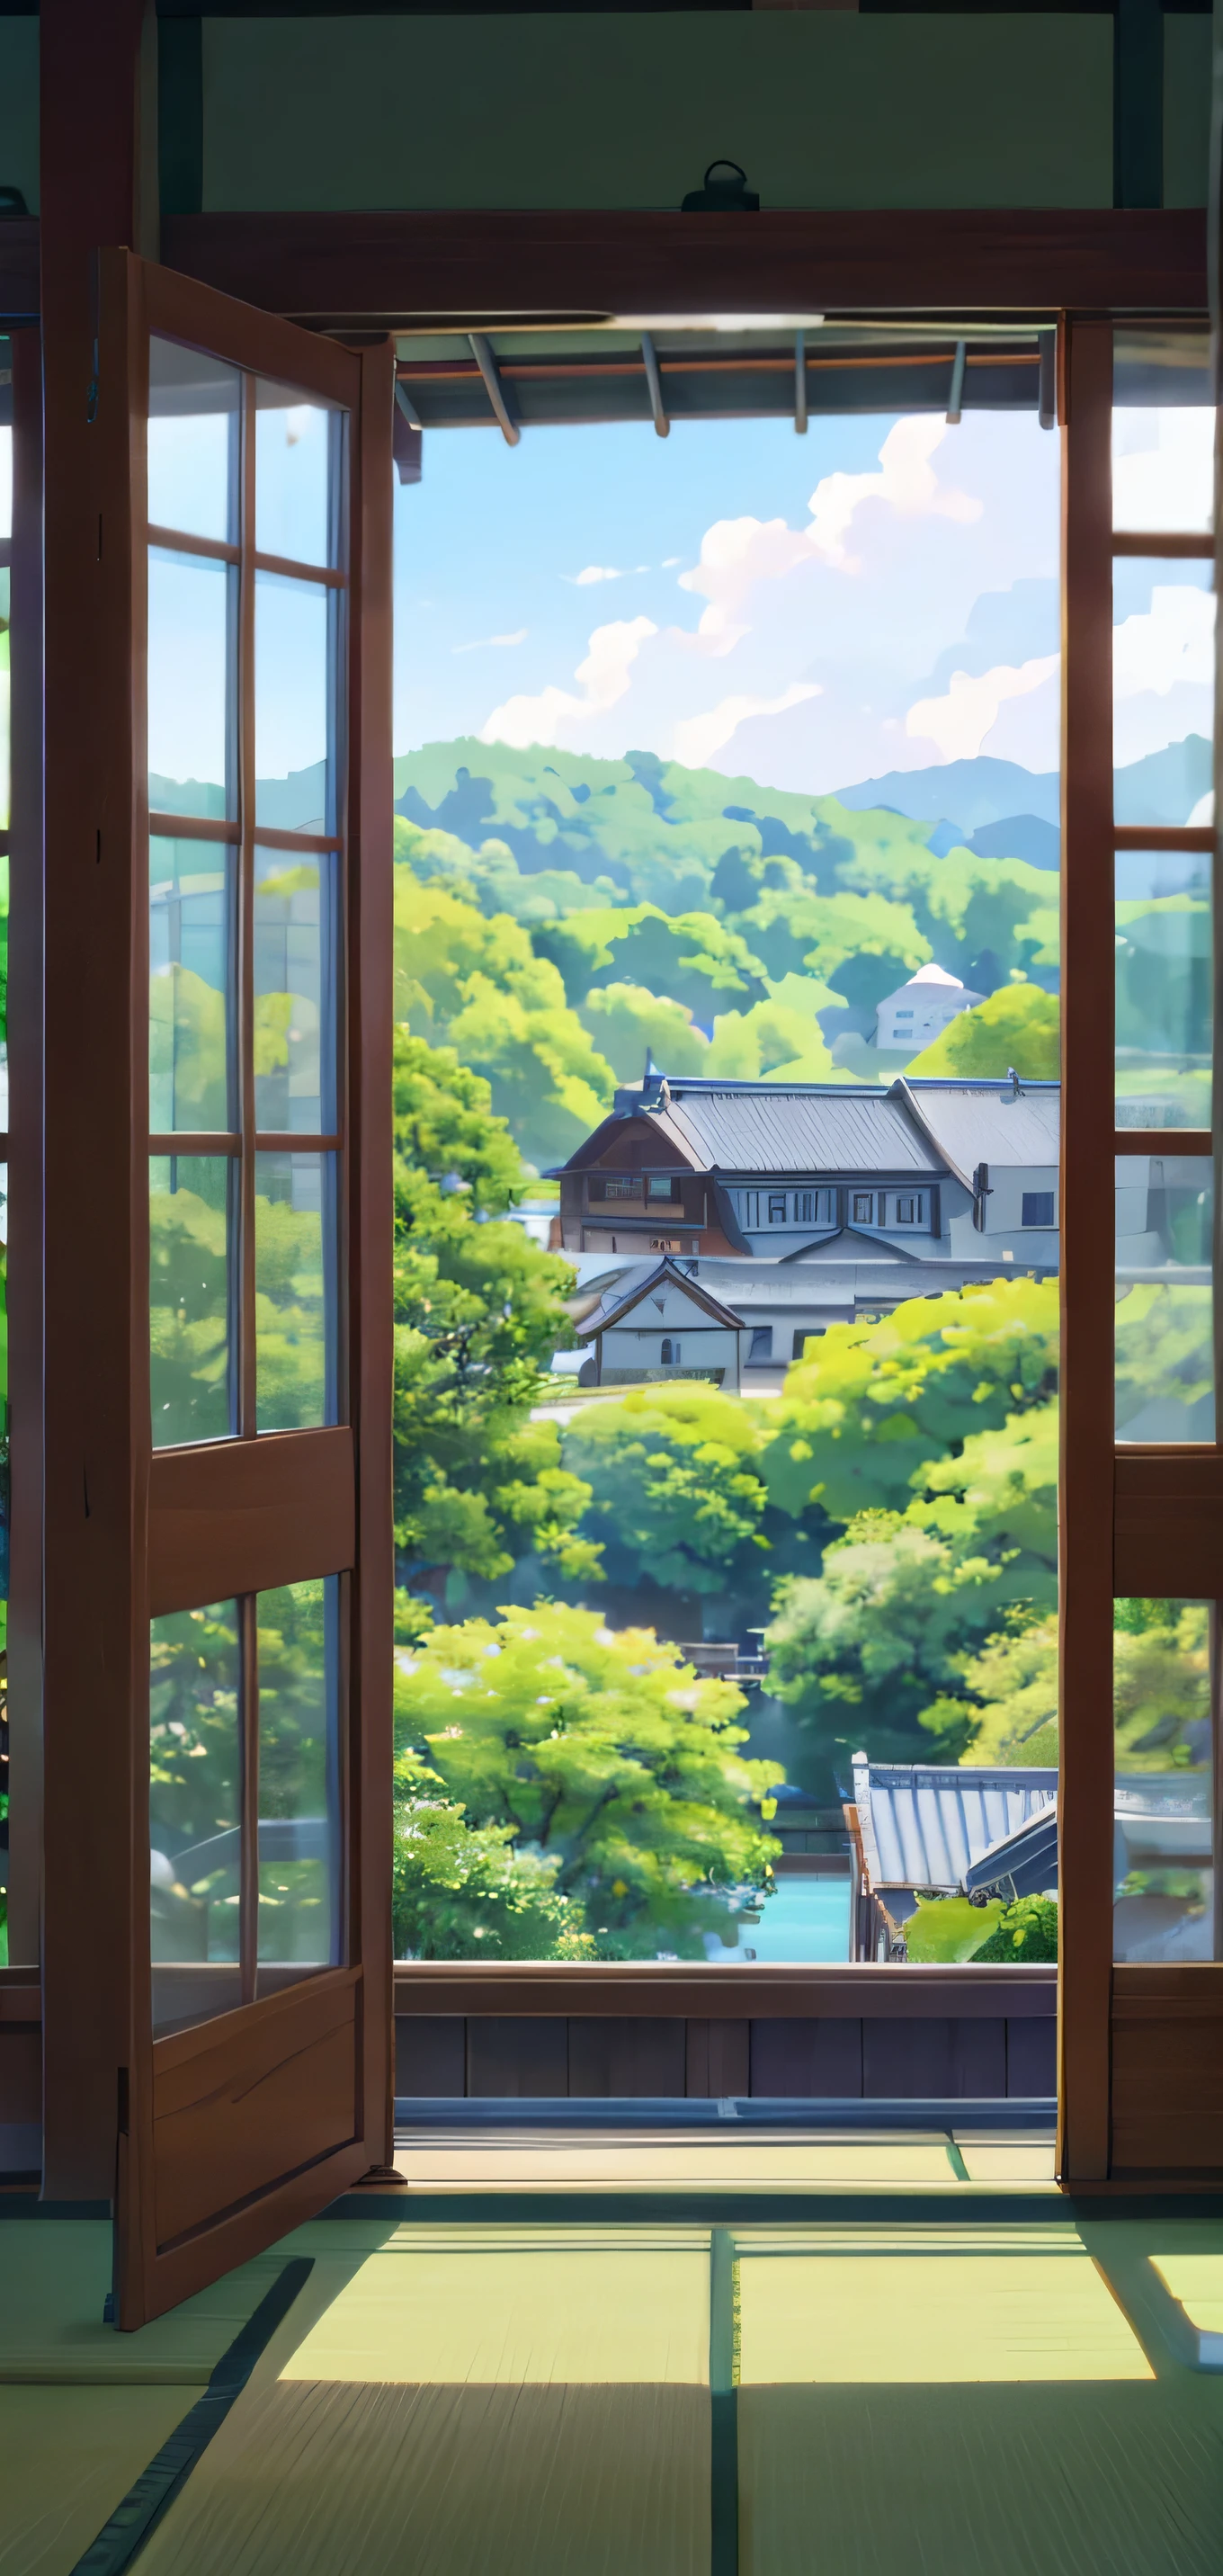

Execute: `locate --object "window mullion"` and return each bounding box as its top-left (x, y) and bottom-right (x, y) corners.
top-left (238, 374), bottom-right (257, 1438)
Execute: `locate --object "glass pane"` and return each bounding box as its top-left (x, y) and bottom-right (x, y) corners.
top-left (149, 1598), bottom-right (242, 2032)
top-left (147, 339), bottom-right (239, 545)
top-left (149, 837), bottom-right (236, 1132)
top-left (148, 546), bottom-right (236, 821)
top-left (255, 1577), bottom-right (340, 1977)
top-left (0, 409), bottom-right (11, 541)
top-left (1112, 330), bottom-right (1212, 534)
top-left (254, 380), bottom-right (341, 568)
top-left (254, 1149), bottom-right (336, 1431)
top-left (150, 1154), bottom-right (236, 1446)
top-left (254, 571), bottom-right (335, 834)
top-left (1114, 848), bottom-right (1211, 1131)
top-left (1113, 559), bottom-right (1214, 820)
top-left (253, 846), bottom-right (337, 1134)
top-left (1114, 1599), bottom-right (1214, 1963)
top-left (1115, 1154), bottom-right (1214, 1441)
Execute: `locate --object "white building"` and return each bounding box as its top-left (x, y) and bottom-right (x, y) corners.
top-left (875, 962), bottom-right (984, 1051)
top-left (573, 1258), bottom-right (745, 1389)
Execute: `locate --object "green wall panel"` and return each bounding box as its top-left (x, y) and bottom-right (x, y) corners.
top-left (201, 13), bottom-right (1113, 215)
top-left (1164, 13), bottom-right (1211, 211)
top-left (0, 18), bottom-right (40, 217)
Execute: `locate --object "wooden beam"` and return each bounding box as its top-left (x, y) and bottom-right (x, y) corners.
top-left (157, 208), bottom-right (1208, 329)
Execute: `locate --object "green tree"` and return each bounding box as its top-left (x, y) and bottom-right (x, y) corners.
top-left (907, 979), bottom-right (1060, 1079)
top-left (766, 1401), bottom-right (1058, 1778)
top-left (392, 1028), bottom-right (601, 1606)
top-left (562, 1382), bottom-right (770, 1607)
top-left (759, 1275), bottom-right (1058, 1528)
top-left (393, 1601), bottom-right (781, 1958)
top-left (393, 862), bottom-right (613, 1171)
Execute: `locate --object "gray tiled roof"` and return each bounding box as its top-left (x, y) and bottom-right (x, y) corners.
top-left (853, 1758), bottom-right (1058, 1892)
top-left (658, 1087), bottom-right (943, 1176)
top-left (901, 1081), bottom-right (1059, 1183)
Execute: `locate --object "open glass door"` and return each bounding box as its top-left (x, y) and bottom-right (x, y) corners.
top-left (42, 255), bottom-right (393, 2325)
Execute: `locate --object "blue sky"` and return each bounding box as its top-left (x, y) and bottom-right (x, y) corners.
top-left (392, 398), bottom-right (1214, 799)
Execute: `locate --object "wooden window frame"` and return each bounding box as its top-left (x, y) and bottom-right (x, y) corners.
top-left (1059, 313), bottom-right (1222, 2190)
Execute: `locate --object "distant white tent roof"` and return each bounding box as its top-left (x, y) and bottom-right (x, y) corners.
top-left (877, 962), bottom-right (983, 1012)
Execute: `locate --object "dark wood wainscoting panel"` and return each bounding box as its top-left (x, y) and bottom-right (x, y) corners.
top-left (148, 1426), bottom-right (355, 1615)
top-left (0, 2026), bottom-right (41, 2122)
top-left (749, 2017), bottom-right (864, 2099)
top-left (685, 2019), bottom-right (751, 2100)
top-left (863, 2016), bottom-right (1007, 2100)
top-left (1006, 2014), bottom-right (1058, 2097)
top-left (396, 2014), bottom-right (467, 2100)
top-left (467, 2017), bottom-right (569, 2099)
top-left (1112, 1452), bottom-right (1223, 1600)
top-left (152, 1969), bottom-right (359, 2248)
top-left (1111, 1969), bottom-right (1223, 2173)
top-left (568, 2017), bottom-right (687, 2099)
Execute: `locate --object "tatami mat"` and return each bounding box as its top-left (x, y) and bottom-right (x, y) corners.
top-left (0, 2384), bottom-right (200, 2575)
top-left (390, 2129), bottom-right (1058, 2193)
top-left (0, 2220), bottom-right (301, 2384)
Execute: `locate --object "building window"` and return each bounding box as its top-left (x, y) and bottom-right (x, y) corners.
top-left (660, 1337), bottom-right (679, 1365)
top-left (767, 1194), bottom-right (787, 1223)
top-left (895, 1194), bottom-right (920, 1225)
top-left (1022, 1191), bottom-right (1056, 1228)
top-left (853, 1192), bottom-right (874, 1224)
top-left (895, 1009), bottom-right (913, 1021)
top-left (594, 1175), bottom-right (638, 1200)
top-left (647, 1175), bottom-right (677, 1202)
top-left (792, 1329), bottom-right (810, 1361)
top-left (794, 1189), bottom-right (835, 1225)
top-left (747, 1327), bottom-right (773, 1364)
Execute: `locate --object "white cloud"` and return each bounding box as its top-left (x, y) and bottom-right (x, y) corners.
top-left (806, 416), bottom-right (983, 571)
top-left (481, 616), bottom-right (657, 748)
top-left (566, 564), bottom-right (650, 586)
top-left (662, 556), bottom-right (682, 568)
top-left (1112, 407), bottom-right (1213, 539)
top-left (905, 654), bottom-right (1059, 762)
top-left (672, 682), bottom-right (822, 770)
top-left (451, 627), bottom-right (528, 654)
top-left (1113, 581), bottom-right (1215, 700)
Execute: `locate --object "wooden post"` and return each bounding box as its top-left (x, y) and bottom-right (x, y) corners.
top-left (40, 0), bottom-right (147, 2198)
top-left (1058, 318), bottom-right (1116, 2185)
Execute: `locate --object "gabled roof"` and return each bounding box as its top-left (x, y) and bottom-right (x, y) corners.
top-left (780, 1223), bottom-right (927, 1265)
top-left (898, 1078), bottom-right (1059, 1185)
top-left (574, 1256), bottom-right (745, 1342)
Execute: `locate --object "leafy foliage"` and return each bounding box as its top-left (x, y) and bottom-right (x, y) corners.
top-left (393, 1601), bottom-right (781, 1958)
top-left (907, 979), bottom-right (1061, 1079)
top-left (391, 1029), bottom-right (599, 1598)
top-left (970, 1894), bottom-right (1058, 1963)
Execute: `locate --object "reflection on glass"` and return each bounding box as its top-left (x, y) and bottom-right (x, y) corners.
top-left (150, 1155), bottom-right (235, 1446)
top-left (1113, 559), bottom-right (1214, 809)
top-left (0, 416), bottom-right (11, 541)
top-left (148, 340), bottom-right (239, 545)
top-left (1112, 330), bottom-right (1212, 534)
top-left (253, 846), bottom-right (336, 1133)
top-left (1114, 849), bottom-right (1210, 1131)
top-left (255, 1577), bottom-right (340, 1975)
top-left (148, 547), bottom-right (236, 820)
top-left (149, 838), bottom-right (235, 1131)
top-left (1115, 1156), bottom-right (1214, 1441)
top-left (1114, 1598), bottom-right (1214, 1962)
top-left (150, 1598), bottom-right (242, 2030)
top-left (254, 1150), bottom-right (336, 1431)
top-left (254, 572), bottom-right (334, 834)
top-left (254, 381), bottom-right (340, 568)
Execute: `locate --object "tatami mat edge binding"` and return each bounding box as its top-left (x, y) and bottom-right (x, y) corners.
top-left (67, 2260), bottom-right (314, 2576)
